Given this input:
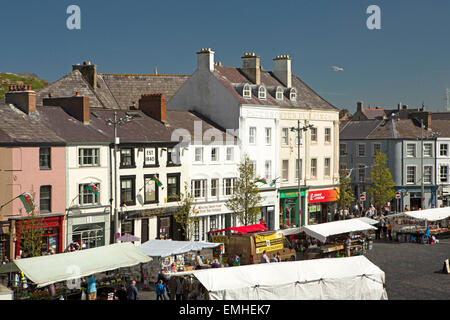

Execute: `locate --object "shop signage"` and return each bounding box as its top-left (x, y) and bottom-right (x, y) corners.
top-left (193, 203), bottom-right (227, 216)
top-left (280, 189), bottom-right (306, 198)
top-left (144, 148), bottom-right (156, 166)
top-left (254, 232), bottom-right (283, 254)
top-left (308, 189), bottom-right (338, 204)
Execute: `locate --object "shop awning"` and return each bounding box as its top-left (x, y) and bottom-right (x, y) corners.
top-left (138, 240), bottom-right (222, 258)
top-left (170, 256), bottom-right (387, 300)
top-left (303, 219), bottom-right (377, 243)
top-left (207, 222), bottom-right (267, 234)
top-left (0, 242), bottom-right (151, 288)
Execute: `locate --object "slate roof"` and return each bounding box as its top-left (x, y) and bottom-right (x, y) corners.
top-left (339, 120), bottom-right (383, 140)
top-left (36, 70), bottom-right (189, 110)
top-left (213, 66), bottom-right (337, 111)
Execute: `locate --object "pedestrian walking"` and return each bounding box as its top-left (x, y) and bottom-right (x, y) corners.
top-left (175, 277), bottom-right (184, 300)
top-left (87, 275), bottom-right (97, 300)
top-left (167, 275), bottom-right (177, 300)
top-left (156, 280), bottom-right (165, 300)
top-left (114, 284), bottom-right (128, 301)
top-left (381, 216), bottom-right (388, 240)
top-left (276, 252), bottom-right (281, 262)
top-left (387, 221), bottom-right (393, 241)
top-left (127, 280), bottom-right (139, 300)
top-left (260, 250), bottom-right (270, 263)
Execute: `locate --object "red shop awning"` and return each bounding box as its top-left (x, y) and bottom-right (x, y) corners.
top-left (207, 222), bottom-right (267, 234)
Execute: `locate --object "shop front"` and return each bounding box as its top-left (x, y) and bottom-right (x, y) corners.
top-left (10, 214), bottom-right (64, 259)
top-left (279, 189), bottom-right (307, 229)
top-left (308, 189), bottom-right (338, 225)
top-left (66, 211), bottom-right (110, 250)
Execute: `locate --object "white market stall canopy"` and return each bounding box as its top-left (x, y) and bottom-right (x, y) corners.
top-left (0, 242), bottom-right (151, 288)
top-left (171, 256), bottom-right (387, 300)
top-left (280, 227), bottom-right (304, 236)
top-left (394, 207), bottom-right (450, 221)
top-left (303, 219), bottom-right (377, 243)
top-left (355, 217), bottom-right (380, 225)
top-left (138, 240), bottom-right (221, 258)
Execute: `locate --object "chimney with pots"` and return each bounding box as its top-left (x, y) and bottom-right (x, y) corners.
top-left (356, 101), bottom-right (363, 112)
top-left (138, 93), bottom-right (166, 122)
top-left (72, 61), bottom-right (97, 89)
top-left (241, 52), bottom-right (261, 85)
top-left (5, 85), bottom-right (37, 114)
top-left (397, 102), bottom-right (402, 111)
top-left (197, 48), bottom-right (215, 72)
top-left (273, 54), bottom-right (292, 88)
top-left (43, 94), bottom-right (90, 124)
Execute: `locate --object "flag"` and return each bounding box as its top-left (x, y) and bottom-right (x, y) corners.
top-left (270, 177), bottom-right (280, 187)
top-left (152, 175), bottom-right (163, 187)
top-left (18, 192), bottom-right (35, 213)
top-left (256, 177), bottom-right (268, 184)
top-left (86, 183), bottom-right (99, 195)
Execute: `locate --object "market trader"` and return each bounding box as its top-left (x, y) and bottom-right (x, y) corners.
top-left (87, 275), bottom-right (97, 300)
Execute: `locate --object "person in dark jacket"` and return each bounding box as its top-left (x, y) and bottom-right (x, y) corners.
top-left (127, 280), bottom-right (139, 300)
top-left (114, 284), bottom-right (128, 301)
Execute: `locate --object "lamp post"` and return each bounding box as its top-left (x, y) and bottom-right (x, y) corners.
top-left (290, 120), bottom-right (314, 227)
top-left (106, 112), bottom-right (133, 243)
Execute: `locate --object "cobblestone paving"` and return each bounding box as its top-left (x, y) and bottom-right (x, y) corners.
top-left (365, 239), bottom-right (450, 300)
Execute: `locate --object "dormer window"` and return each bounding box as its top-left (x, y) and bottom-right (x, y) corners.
top-left (289, 88), bottom-right (297, 101)
top-left (243, 84), bottom-right (251, 98)
top-left (276, 87), bottom-right (284, 100)
top-left (258, 86), bottom-right (266, 99)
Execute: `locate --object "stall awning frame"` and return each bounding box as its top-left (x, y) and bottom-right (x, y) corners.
top-left (302, 219), bottom-right (377, 243)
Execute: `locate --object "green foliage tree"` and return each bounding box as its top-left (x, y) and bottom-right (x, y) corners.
top-left (18, 210), bottom-right (45, 258)
top-left (367, 151), bottom-right (396, 210)
top-left (174, 183), bottom-right (198, 240)
top-left (225, 155), bottom-right (263, 226)
top-left (337, 172), bottom-right (354, 211)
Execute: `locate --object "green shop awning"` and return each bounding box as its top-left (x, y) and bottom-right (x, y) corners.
top-left (0, 242), bottom-right (151, 288)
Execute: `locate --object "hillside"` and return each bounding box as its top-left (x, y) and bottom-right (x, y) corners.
top-left (0, 72), bottom-right (48, 100)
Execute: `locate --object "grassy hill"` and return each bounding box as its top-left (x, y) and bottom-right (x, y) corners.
top-left (0, 72), bottom-right (48, 99)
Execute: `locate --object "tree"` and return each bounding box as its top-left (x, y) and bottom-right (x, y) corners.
top-left (337, 172), bottom-right (354, 211)
top-left (367, 151), bottom-right (396, 210)
top-left (174, 183), bottom-right (198, 240)
top-left (17, 210), bottom-right (45, 258)
top-left (226, 155), bottom-right (263, 226)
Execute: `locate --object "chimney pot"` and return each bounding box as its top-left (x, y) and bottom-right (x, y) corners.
top-left (5, 88), bottom-right (37, 114)
top-left (273, 54), bottom-right (292, 87)
top-left (197, 48), bottom-right (215, 72)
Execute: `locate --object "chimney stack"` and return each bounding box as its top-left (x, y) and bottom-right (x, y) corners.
top-left (5, 85), bottom-right (37, 114)
top-left (196, 48), bottom-right (215, 72)
top-left (241, 52), bottom-right (261, 85)
top-left (356, 101), bottom-right (363, 112)
top-left (43, 94), bottom-right (90, 124)
top-left (138, 93), bottom-right (166, 122)
top-left (273, 54), bottom-right (292, 88)
top-left (72, 61), bottom-right (97, 89)
top-left (397, 102), bottom-right (402, 111)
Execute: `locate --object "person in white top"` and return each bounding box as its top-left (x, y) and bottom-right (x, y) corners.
top-left (260, 250), bottom-right (270, 263)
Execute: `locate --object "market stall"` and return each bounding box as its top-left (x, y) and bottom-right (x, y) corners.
top-left (0, 242), bottom-right (151, 300)
top-left (386, 208), bottom-right (450, 243)
top-left (138, 240), bottom-right (222, 286)
top-left (170, 256), bottom-right (388, 300)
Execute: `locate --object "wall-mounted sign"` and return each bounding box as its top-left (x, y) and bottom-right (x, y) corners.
top-left (144, 148), bottom-right (156, 166)
top-left (308, 189), bottom-right (338, 204)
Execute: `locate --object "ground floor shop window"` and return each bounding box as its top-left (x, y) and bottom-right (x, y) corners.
top-left (121, 220), bottom-right (134, 236)
top-left (308, 204), bottom-right (321, 225)
top-left (159, 217), bottom-right (170, 239)
top-left (72, 223), bottom-right (105, 249)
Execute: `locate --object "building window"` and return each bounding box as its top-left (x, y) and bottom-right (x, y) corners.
top-left (40, 185), bottom-right (51, 213)
top-left (72, 223), bottom-right (105, 249)
top-left (193, 221), bottom-right (200, 241)
top-left (289, 88), bottom-right (297, 101)
top-left (226, 147), bottom-right (234, 161)
top-left (258, 86), bottom-right (266, 99)
top-left (167, 147), bottom-right (180, 166)
top-left (281, 128), bottom-right (289, 145)
top-left (209, 216), bottom-right (217, 231)
top-left (249, 127), bottom-right (256, 144)
top-left (406, 166), bottom-right (416, 184)
top-left (324, 128), bottom-right (331, 143)
top-left (211, 147), bottom-right (219, 162)
top-left (265, 160), bottom-right (272, 181)
top-left (440, 144), bottom-right (448, 157)
top-left (79, 183), bottom-right (100, 205)
top-left (406, 144), bottom-right (416, 157)
top-left (211, 179), bottom-right (219, 197)
top-left (282, 160), bottom-right (289, 181)
top-left (373, 143), bottom-right (381, 156)
top-left (120, 176), bottom-right (136, 206)
top-left (250, 160), bottom-right (257, 178)
top-left (223, 178), bottom-right (235, 196)
top-left (440, 166), bottom-right (448, 183)
top-left (423, 143), bottom-right (432, 157)
top-left (424, 166), bottom-right (432, 184)
top-left (120, 148), bottom-right (135, 167)
top-left (167, 174), bottom-right (181, 202)
top-left (340, 163), bottom-right (347, 176)
top-left (296, 159), bottom-right (302, 180)
top-left (358, 144), bottom-right (366, 157)
top-left (276, 87), bottom-right (284, 100)
top-left (311, 159), bottom-right (317, 179)
top-left (265, 128), bottom-right (272, 145)
top-left (192, 179), bottom-right (207, 198)
top-left (310, 127), bottom-right (317, 142)
top-left (358, 164), bottom-right (365, 183)
top-left (144, 175), bottom-right (159, 204)
top-left (195, 147), bottom-right (203, 162)
top-left (243, 84), bottom-right (251, 98)
top-left (324, 158), bottom-right (331, 177)
top-left (340, 143), bottom-right (347, 156)
top-left (79, 148), bottom-right (100, 166)
top-left (39, 147), bottom-right (51, 169)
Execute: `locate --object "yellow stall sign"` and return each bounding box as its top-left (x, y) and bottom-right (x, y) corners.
top-left (254, 232), bottom-right (283, 254)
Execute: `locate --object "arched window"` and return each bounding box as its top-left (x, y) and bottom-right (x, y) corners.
top-left (289, 88), bottom-right (297, 101)
top-left (243, 84), bottom-right (251, 98)
top-left (276, 87), bottom-right (284, 100)
top-left (258, 86), bottom-right (266, 99)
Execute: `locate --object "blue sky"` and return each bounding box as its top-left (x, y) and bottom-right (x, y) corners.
top-left (1, 0), bottom-right (450, 112)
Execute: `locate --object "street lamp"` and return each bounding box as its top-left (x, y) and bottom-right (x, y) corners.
top-left (290, 120), bottom-right (314, 227)
top-left (106, 112), bottom-right (133, 244)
